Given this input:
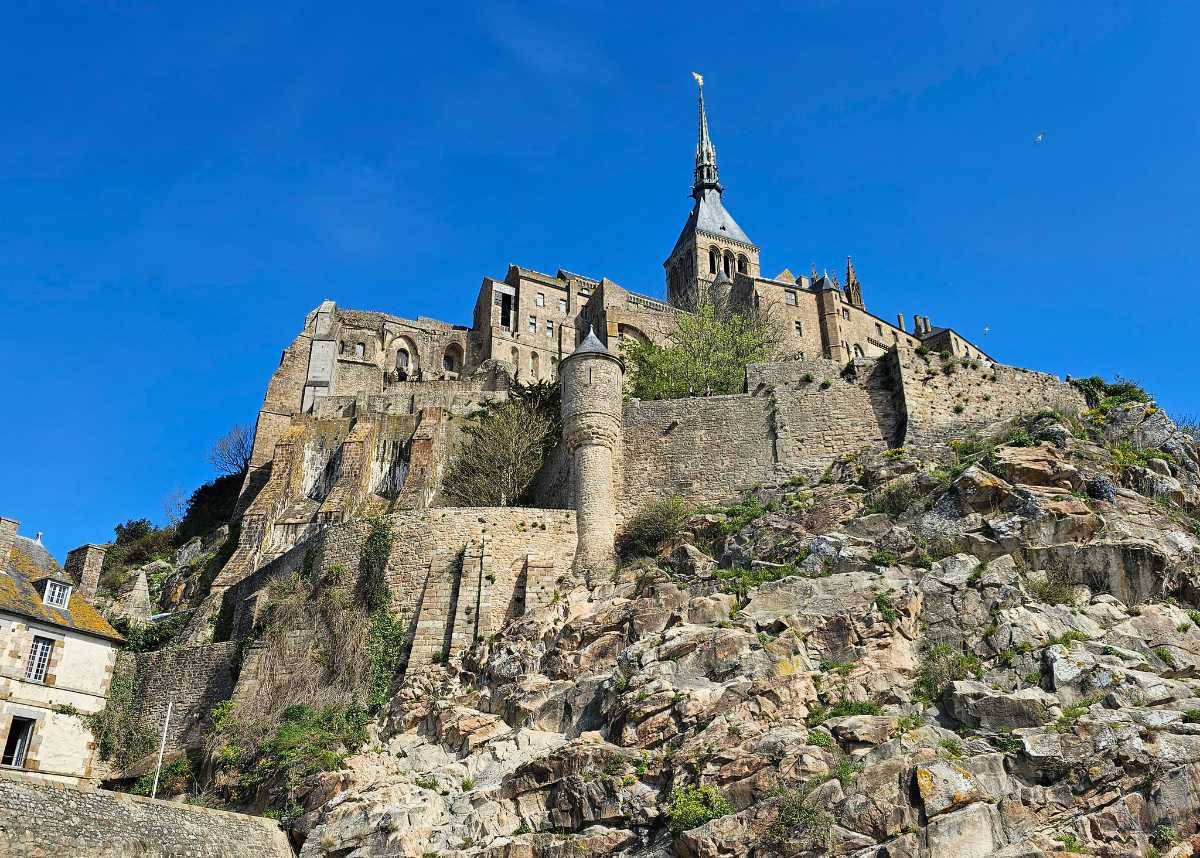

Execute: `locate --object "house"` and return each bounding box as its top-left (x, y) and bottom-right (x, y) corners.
top-left (0, 516), bottom-right (122, 784)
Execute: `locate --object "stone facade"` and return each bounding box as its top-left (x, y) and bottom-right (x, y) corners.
top-left (0, 771), bottom-right (292, 857)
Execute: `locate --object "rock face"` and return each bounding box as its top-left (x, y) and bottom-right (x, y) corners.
top-left (286, 410), bottom-right (1200, 857)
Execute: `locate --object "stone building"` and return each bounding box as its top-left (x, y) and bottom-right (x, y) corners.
top-left (0, 518), bottom-right (122, 785)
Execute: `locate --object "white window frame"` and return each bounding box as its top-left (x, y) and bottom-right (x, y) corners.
top-left (785, 289), bottom-right (797, 306)
top-left (546, 320), bottom-right (554, 338)
top-left (535, 292), bottom-right (545, 308)
top-left (558, 298), bottom-right (567, 313)
top-left (528, 314), bottom-right (537, 333)
top-left (1, 717), bottom-right (35, 768)
top-left (43, 581), bottom-right (70, 608)
top-left (25, 636), bottom-right (53, 682)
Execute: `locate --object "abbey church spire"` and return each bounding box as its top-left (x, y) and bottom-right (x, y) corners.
top-left (664, 74), bottom-right (760, 307)
top-left (692, 72), bottom-right (722, 198)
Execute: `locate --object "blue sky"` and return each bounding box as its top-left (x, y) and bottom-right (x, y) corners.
top-left (2, 2), bottom-right (1197, 558)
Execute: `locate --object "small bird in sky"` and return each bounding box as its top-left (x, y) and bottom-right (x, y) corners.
top-left (1034, 132), bottom-right (1046, 143)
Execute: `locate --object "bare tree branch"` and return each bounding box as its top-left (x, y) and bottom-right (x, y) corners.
top-left (209, 423), bottom-right (254, 477)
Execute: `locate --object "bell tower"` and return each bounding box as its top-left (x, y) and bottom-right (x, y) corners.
top-left (664, 73), bottom-right (760, 308)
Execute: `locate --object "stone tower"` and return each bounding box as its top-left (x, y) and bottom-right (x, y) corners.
top-left (560, 327), bottom-right (624, 580)
top-left (663, 74), bottom-right (760, 308)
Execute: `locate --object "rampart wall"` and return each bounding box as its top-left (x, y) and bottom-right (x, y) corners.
top-left (120, 642), bottom-right (239, 755)
top-left (0, 771), bottom-right (292, 858)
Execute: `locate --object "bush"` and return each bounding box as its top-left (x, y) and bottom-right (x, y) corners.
top-left (715, 564), bottom-right (798, 601)
top-left (131, 755), bottom-right (195, 797)
top-left (1070, 376), bottom-right (1151, 414)
top-left (806, 699), bottom-right (881, 726)
top-left (174, 473), bottom-right (242, 544)
top-left (914, 642), bottom-right (982, 702)
top-left (721, 493), bottom-right (768, 533)
top-left (111, 613), bottom-right (189, 653)
top-left (619, 497), bottom-right (691, 558)
top-left (1025, 564), bottom-right (1075, 605)
top-left (761, 786), bottom-right (834, 852)
top-left (669, 784), bottom-right (733, 834)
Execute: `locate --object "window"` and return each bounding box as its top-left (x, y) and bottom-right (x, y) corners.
top-left (794, 320), bottom-right (803, 336)
top-left (708, 248), bottom-right (718, 274)
top-left (723, 251), bottom-right (733, 276)
top-left (892, 331), bottom-right (899, 342)
top-left (785, 290), bottom-right (797, 306)
top-left (854, 344), bottom-right (864, 358)
top-left (558, 298), bottom-right (567, 313)
top-left (43, 581), bottom-right (70, 608)
top-left (535, 292), bottom-right (545, 308)
top-left (546, 320), bottom-right (554, 338)
top-left (26, 636), bottom-right (53, 682)
top-left (1, 718), bottom-right (34, 768)
top-left (529, 351), bottom-right (540, 379)
top-left (498, 292), bottom-right (513, 328)
top-left (550, 356), bottom-right (558, 378)
top-left (876, 323), bottom-right (883, 337)
top-left (354, 342), bottom-right (365, 359)
top-left (842, 308), bottom-right (850, 321)
top-left (528, 315), bottom-right (537, 333)
top-left (338, 341), bottom-right (345, 355)
top-left (737, 254), bottom-right (748, 274)
top-left (442, 343), bottom-right (463, 373)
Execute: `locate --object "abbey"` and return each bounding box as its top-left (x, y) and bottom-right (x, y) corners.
top-left (211, 80), bottom-right (1075, 597)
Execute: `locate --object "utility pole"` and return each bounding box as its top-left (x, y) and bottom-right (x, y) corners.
top-left (150, 700), bottom-right (174, 800)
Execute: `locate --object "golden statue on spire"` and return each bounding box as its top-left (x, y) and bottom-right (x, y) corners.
top-left (691, 71), bottom-right (704, 87)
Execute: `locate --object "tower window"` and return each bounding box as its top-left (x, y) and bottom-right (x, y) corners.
top-left (708, 248), bottom-right (718, 274)
top-left (535, 293), bottom-right (545, 308)
top-left (794, 320), bottom-right (803, 336)
top-left (723, 251), bottom-right (733, 276)
top-left (842, 308), bottom-right (850, 321)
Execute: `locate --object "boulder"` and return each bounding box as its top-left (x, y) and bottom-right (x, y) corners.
top-left (915, 760), bottom-right (985, 817)
top-left (944, 681), bottom-right (1057, 729)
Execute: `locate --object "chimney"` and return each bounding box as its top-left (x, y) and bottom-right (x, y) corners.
top-left (0, 517), bottom-right (17, 561)
top-left (896, 313), bottom-right (906, 333)
top-left (66, 544), bottom-right (107, 602)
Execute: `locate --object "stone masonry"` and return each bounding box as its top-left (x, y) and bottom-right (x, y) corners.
top-left (0, 771), bottom-right (292, 858)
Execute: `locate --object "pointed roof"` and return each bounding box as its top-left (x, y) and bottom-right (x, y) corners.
top-left (573, 325), bottom-right (611, 356)
top-left (693, 75), bottom-right (722, 198)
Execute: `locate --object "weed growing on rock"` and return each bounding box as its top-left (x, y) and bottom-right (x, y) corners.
top-left (914, 642), bottom-right (983, 703)
top-left (619, 497), bottom-right (692, 557)
top-left (668, 784), bottom-right (733, 835)
top-left (806, 699), bottom-right (881, 726)
top-left (761, 786), bottom-right (834, 853)
top-left (1025, 564), bottom-right (1075, 605)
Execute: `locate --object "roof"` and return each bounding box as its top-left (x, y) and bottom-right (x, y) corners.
top-left (2, 544), bottom-right (122, 642)
top-left (572, 326), bottom-right (612, 356)
top-left (669, 189), bottom-right (755, 258)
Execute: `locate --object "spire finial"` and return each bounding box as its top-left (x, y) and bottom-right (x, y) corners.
top-left (691, 72), bottom-right (722, 199)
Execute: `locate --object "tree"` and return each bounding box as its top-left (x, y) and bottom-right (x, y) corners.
top-left (443, 381), bottom-right (559, 507)
top-left (625, 296), bottom-right (783, 400)
top-left (209, 424), bottom-right (254, 477)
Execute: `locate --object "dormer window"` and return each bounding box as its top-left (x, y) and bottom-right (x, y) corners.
top-left (44, 581), bottom-right (71, 608)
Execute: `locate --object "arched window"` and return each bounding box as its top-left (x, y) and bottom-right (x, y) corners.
top-left (737, 254), bottom-right (748, 274)
top-left (338, 341), bottom-right (346, 355)
top-left (708, 247), bottom-right (718, 274)
top-left (853, 344), bottom-right (864, 358)
top-left (395, 347), bottom-right (410, 381)
top-left (529, 351), bottom-right (540, 379)
top-left (354, 342), bottom-right (365, 359)
top-left (442, 343), bottom-right (463, 373)
top-left (550, 356), bottom-right (558, 378)
top-left (510, 347), bottom-right (519, 368)
top-left (723, 251), bottom-right (733, 276)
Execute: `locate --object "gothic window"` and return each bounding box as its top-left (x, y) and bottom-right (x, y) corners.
top-left (510, 347), bottom-right (519, 369)
top-left (395, 349), bottom-right (410, 370)
top-left (723, 251), bottom-right (733, 276)
top-left (550, 356), bottom-right (558, 378)
top-left (338, 341), bottom-right (345, 355)
top-left (354, 342), bottom-right (365, 359)
top-left (737, 254), bottom-right (748, 274)
top-left (529, 351), bottom-right (540, 379)
top-left (708, 248), bottom-right (718, 274)
top-left (442, 343), bottom-right (463, 373)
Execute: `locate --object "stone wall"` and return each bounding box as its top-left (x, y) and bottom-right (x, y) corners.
top-left (0, 771), bottom-right (292, 858)
top-left (893, 348), bottom-right (1086, 446)
top-left (620, 394), bottom-right (777, 514)
top-left (122, 643), bottom-right (238, 755)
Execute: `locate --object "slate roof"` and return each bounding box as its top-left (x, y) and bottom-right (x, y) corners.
top-left (3, 540), bottom-right (122, 642)
top-left (572, 326), bottom-right (612, 356)
top-left (669, 189), bottom-right (755, 258)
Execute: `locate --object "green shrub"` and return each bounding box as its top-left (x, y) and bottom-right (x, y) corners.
top-left (806, 730), bottom-right (832, 748)
top-left (111, 613), bottom-right (190, 653)
top-left (714, 564), bottom-right (798, 600)
top-left (1150, 824), bottom-right (1179, 848)
top-left (669, 784), bottom-right (733, 834)
top-left (1154, 647), bottom-right (1178, 669)
top-left (760, 786), bottom-right (834, 852)
top-left (131, 755), bottom-right (194, 797)
top-left (1025, 565), bottom-right (1075, 605)
top-left (721, 493), bottom-right (768, 533)
top-left (1070, 375), bottom-right (1150, 414)
top-left (914, 642), bottom-right (983, 702)
top-left (806, 699), bottom-right (881, 726)
top-left (1109, 441), bottom-right (1170, 470)
top-left (938, 738), bottom-right (963, 759)
top-left (1005, 427), bottom-right (1034, 447)
top-left (415, 774), bottom-right (439, 791)
top-left (619, 497), bottom-right (691, 557)
top-left (870, 549), bottom-right (898, 567)
top-left (1184, 709), bottom-right (1200, 724)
